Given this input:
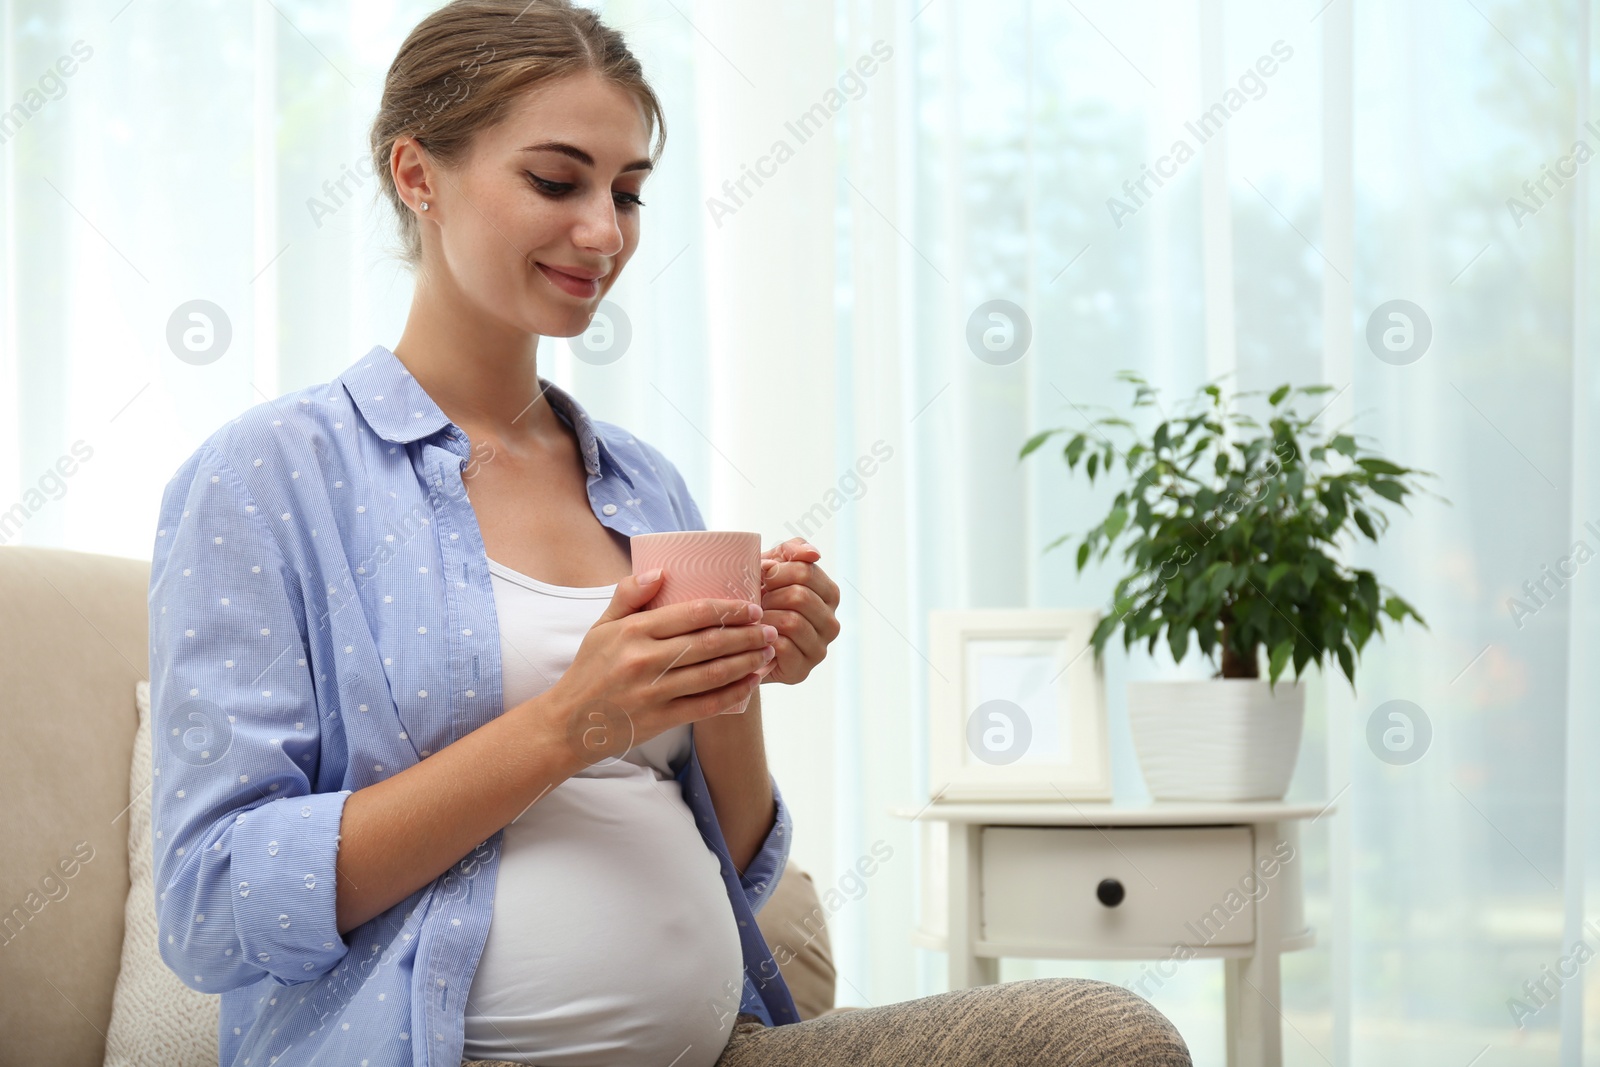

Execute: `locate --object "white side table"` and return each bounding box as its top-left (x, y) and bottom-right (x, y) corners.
top-left (890, 800), bottom-right (1330, 1067)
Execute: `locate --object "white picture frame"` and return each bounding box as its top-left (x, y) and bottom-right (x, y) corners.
top-left (927, 608), bottom-right (1112, 802)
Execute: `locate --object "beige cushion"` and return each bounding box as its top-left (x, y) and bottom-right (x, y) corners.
top-left (102, 681), bottom-right (221, 1065)
top-left (753, 862), bottom-right (838, 1019)
top-left (0, 546), bottom-right (152, 1067)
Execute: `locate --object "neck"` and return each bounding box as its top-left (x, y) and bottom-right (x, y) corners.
top-left (391, 286), bottom-right (558, 445)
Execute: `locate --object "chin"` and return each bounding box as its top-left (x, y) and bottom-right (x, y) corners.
top-left (530, 305), bottom-right (600, 339)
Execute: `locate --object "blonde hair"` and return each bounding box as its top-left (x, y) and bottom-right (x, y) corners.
top-left (369, 0), bottom-right (666, 268)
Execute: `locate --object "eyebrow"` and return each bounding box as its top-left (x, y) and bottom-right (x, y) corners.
top-left (519, 141), bottom-right (653, 174)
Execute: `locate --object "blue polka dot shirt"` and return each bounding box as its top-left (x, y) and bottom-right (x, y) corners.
top-left (146, 344), bottom-right (798, 1067)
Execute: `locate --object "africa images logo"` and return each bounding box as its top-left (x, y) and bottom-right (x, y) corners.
top-left (1105, 39), bottom-right (1294, 230)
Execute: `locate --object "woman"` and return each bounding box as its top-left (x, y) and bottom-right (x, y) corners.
top-left (147, 2), bottom-right (1192, 1065)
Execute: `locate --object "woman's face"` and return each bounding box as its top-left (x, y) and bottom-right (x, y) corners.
top-left (418, 71), bottom-right (652, 338)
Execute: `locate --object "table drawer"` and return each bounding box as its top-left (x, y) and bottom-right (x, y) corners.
top-left (980, 825), bottom-right (1256, 951)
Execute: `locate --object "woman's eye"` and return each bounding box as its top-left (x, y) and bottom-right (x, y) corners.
top-left (526, 172), bottom-right (573, 196)
top-left (525, 172), bottom-right (644, 208)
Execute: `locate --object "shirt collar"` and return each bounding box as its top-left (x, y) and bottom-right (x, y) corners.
top-left (339, 344), bottom-right (635, 489)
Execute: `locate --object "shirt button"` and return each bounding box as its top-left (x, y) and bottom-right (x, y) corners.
top-left (602, 504), bottom-right (618, 515)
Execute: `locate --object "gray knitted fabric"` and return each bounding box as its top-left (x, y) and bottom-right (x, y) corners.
top-left (461, 978), bottom-right (1192, 1067)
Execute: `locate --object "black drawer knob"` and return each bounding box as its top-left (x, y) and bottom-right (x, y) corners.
top-left (1096, 877), bottom-right (1125, 908)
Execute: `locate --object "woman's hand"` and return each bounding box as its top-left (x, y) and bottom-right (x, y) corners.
top-left (756, 537), bottom-right (840, 686)
top-left (536, 572), bottom-right (776, 766)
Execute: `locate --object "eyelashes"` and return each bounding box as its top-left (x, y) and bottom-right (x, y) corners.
top-left (525, 172), bottom-right (645, 208)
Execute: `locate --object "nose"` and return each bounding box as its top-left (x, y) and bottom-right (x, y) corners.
top-left (573, 186), bottom-right (624, 259)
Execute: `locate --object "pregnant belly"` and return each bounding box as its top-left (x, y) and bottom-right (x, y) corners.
top-left (461, 772), bottom-right (747, 1067)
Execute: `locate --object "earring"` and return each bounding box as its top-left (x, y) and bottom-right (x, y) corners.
top-left (420, 201), bottom-right (429, 211)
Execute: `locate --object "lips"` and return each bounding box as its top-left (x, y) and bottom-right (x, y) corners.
top-left (536, 262), bottom-right (603, 298)
top-left (542, 263), bottom-right (604, 280)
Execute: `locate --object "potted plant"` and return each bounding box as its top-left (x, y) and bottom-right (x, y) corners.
top-left (1019, 372), bottom-right (1437, 801)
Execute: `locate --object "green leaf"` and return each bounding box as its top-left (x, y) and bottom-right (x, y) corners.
top-left (1370, 479), bottom-right (1405, 503)
top-left (1086, 451), bottom-right (1100, 481)
top-left (1335, 642), bottom-right (1355, 687)
top-left (1135, 496), bottom-right (1153, 530)
top-left (1209, 562), bottom-right (1235, 596)
top-left (1168, 624), bottom-right (1189, 665)
top-left (1268, 638), bottom-right (1293, 684)
top-left (1330, 434), bottom-right (1357, 457)
top-left (1065, 435), bottom-right (1087, 468)
top-left (1265, 561), bottom-right (1292, 592)
top-left (1076, 541), bottom-right (1091, 572)
top-left (1384, 595), bottom-right (1422, 623)
top-left (1356, 570), bottom-right (1379, 621)
top-left (1104, 506), bottom-right (1129, 541)
top-left (1355, 457), bottom-right (1406, 476)
top-left (1091, 614), bottom-right (1119, 652)
top-left (1353, 508), bottom-right (1377, 541)
top-left (1269, 384), bottom-right (1292, 406)
top-left (1020, 428), bottom-right (1058, 459)
top-left (1349, 606), bottom-right (1372, 649)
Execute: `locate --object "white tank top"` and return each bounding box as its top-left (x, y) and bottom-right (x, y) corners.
top-left (460, 558), bottom-right (747, 1067)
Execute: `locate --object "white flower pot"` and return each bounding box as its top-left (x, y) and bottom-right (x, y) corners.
top-left (1126, 679), bottom-right (1305, 802)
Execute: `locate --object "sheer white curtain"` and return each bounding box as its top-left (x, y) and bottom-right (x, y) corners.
top-left (0, 0), bottom-right (728, 550)
top-left (854, 0), bottom-right (1600, 1064)
top-left (7, 1), bottom-right (1600, 1065)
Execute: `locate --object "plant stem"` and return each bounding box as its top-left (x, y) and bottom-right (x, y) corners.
top-left (1218, 612), bottom-right (1259, 679)
top-left (1220, 642), bottom-right (1258, 678)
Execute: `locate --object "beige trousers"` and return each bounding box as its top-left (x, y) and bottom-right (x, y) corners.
top-left (462, 977), bottom-right (1192, 1067)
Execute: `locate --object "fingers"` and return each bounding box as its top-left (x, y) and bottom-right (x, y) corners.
top-left (670, 667), bottom-right (763, 720)
top-left (764, 607), bottom-right (826, 664)
top-left (634, 595), bottom-right (757, 636)
top-left (656, 641), bottom-right (774, 707)
top-left (763, 536), bottom-right (821, 563)
top-left (760, 538), bottom-right (821, 588)
top-left (762, 581), bottom-right (839, 641)
top-left (596, 569), bottom-right (668, 624)
top-left (761, 559), bottom-right (840, 609)
top-left (623, 598), bottom-right (774, 697)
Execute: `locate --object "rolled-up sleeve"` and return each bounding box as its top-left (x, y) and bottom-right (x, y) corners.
top-left (740, 774), bottom-right (793, 915)
top-left (147, 442), bottom-right (350, 992)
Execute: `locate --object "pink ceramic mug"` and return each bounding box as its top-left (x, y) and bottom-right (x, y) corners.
top-left (629, 530), bottom-right (763, 611)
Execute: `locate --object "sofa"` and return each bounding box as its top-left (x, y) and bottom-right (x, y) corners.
top-left (0, 545), bottom-right (840, 1067)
